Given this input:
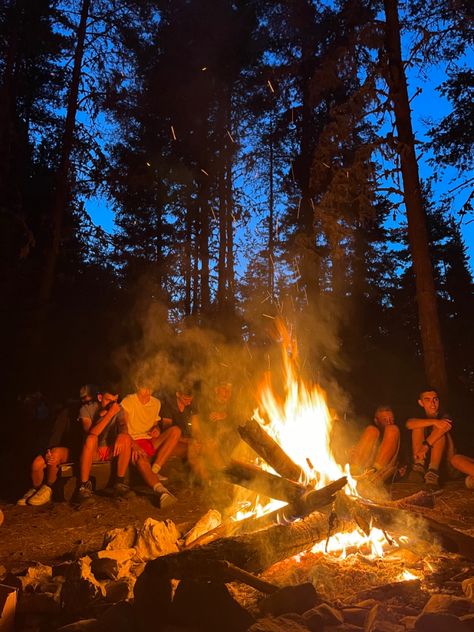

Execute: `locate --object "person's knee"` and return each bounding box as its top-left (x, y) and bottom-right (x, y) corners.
top-left (169, 426), bottom-right (181, 441)
top-left (450, 453), bottom-right (463, 468)
top-left (32, 455), bottom-right (46, 471)
top-left (363, 425), bottom-right (380, 442)
top-left (383, 424), bottom-right (400, 441)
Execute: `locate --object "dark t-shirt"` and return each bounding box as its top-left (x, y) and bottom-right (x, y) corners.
top-left (159, 394), bottom-right (196, 437)
top-left (47, 401), bottom-right (85, 459)
top-left (79, 401), bottom-right (125, 447)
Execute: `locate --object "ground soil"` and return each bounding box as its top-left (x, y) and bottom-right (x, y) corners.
top-left (1, 467), bottom-right (473, 575)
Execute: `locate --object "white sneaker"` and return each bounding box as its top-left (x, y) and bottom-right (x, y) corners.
top-left (159, 491), bottom-right (177, 508)
top-left (466, 475), bottom-right (474, 490)
top-left (17, 488), bottom-right (38, 506)
top-left (28, 484), bottom-right (52, 506)
top-left (151, 463), bottom-right (168, 481)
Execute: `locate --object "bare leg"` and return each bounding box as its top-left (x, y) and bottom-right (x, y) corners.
top-left (31, 455), bottom-right (46, 488)
top-left (411, 428), bottom-right (426, 465)
top-left (45, 447), bottom-right (69, 485)
top-left (151, 426), bottom-right (181, 470)
top-left (450, 454), bottom-right (474, 477)
top-left (428, 434), bottom-right (446, 470)
top-left (80, 434), bottom-right (98, 483)
top-left (350, 426), bottom-right (380, 473)
top-left (374, 424), bottom-right (400, 469)
top-left (115, 435), bottom-right (131, 477)
top-left (135, 454), bottom-right (161, 489)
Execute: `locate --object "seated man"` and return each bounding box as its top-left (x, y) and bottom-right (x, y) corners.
top-left (76, 383), bottom-right (132, 502)
top-left (450, 454), bottom-right (474, 489)
top-left (158, 383), bottom-right (198, 465)
top-left (406, 387), bottom-right (455, 488)
top-left (17, 384), bottom-right (97, 506)
top-left (349, 405), bottom-right (400, 478)
top-left (122, 383), bottom-right (179, 507)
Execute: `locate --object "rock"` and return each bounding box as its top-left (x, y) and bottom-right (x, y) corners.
top-left (302, 608), bottom-right (324, 632)
top-left (18, 563), bottom-right (53, 592)
top-left (104, 578), bottom-right (134, 603)
top-left (369, 622), bottom-right (405, 632)
top-left (133, 567), bottom-right (173, 632)
top-left (0, 509), bottom-right (3, 526)
top-left (170, 580), bottom-right (254, 632)
top-left (342, 606), bottom-right (369, 627)
top-left (401, 615), bottom-right (417, 630)
top-left (415, 612), bottom-right (470, 632)
top-left (97, 601), bottom-right (137, 632)
top-left (461, 614), bottom-right (474, 631)
top-left (259, 583), bottom-right (319, 616)
top-left (103, 526), bottom-right (137, 550)
top-left (61, 557), bottom-right (106, 616)
top-left (92, 549), bottom-right (135, 580)
top-left (309, 602), bottom-right (343, 626)
top-left (17, 591), bottom-right (61, 615)
top-left (422, 594), bottom-right (474, 617)
top-left (248, 613), bottom-right (310, 631)
top-left (463, 578), bottom-right (474, 601)
top-left (184, 509), bottom-right (222, 546)
top-left (57, 620), bottom-right (99, 631)
top-left (0, 564), bottom-right (6, 580)
top-left (134, 518), bottom-right (180, 562)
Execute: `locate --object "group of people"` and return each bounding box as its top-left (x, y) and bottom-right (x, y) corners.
top-left (17, 383), bottom-right (474, 509)
top-left (17, 379), bottom-right (235, 508)
top-left (349, 387), bottom-right (474, 490)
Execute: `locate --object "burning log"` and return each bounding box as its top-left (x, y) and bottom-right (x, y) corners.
top-left (141, 508), bottom-right (356, 582)
top-left (238, 417), bottom-right (305, 482)
top-left (189, 476), bottom-right (348, 548)
top-left (224, 459), bottom-right (308, 503)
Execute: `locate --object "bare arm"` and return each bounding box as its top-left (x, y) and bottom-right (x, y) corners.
top-left (80, 417), bottom-right (92, 433)
top-left (89, 402), bottom-right (121, 437)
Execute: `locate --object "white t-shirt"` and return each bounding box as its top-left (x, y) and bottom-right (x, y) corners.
top-left (121, 393), bottom-right (161, 439)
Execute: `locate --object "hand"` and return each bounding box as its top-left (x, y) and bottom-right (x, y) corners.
top-left (108, 402), bottom-right (121, 417)
top-left (415, 444), bottom-right (429, 461)
top-left (434, 419), bottom-right (452, 432)
top-left (45, 449), bottom-right (58, 466)
top-left (131, 442), bottom-right (147, 464)
top-left (150, 426), bottom-right (160, 439)
top-left (113, 433), bottom-right (129, 457)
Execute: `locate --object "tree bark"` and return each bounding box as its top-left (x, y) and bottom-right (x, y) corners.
top-left (383, 0), bottom-right (448, 397)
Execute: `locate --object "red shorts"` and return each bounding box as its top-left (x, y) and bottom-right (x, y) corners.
top-left (135, 438), bottom-right (156, 458)
top-left (97, 446), bottom-right (114, 461)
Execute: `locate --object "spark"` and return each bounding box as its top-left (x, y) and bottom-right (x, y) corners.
top-left (262, 313), bottom-right (275, 319)
top-left (201, 67), bottom-right (207, 71)
top-left (296, 197), bottom-right (302, 219)
top-left (322, 162), bottom-right (330, 169)
top-left (267, 79), bottom-right (275, 93)
top-left (171, 125), bottom-right (177, 140)
top-left (146, 162), bottom-right (151, 167)
top-left (201, 168), bottom-right (209, 176)
top-left (227, 130), bottom-right (235, 143)
top-left (211, 208), bottom-right (217, 221)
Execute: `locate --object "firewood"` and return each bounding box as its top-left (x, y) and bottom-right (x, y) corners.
top-left (188, 476), bottom-right (348, 548)
top-left (238, 417), bottom-right (305, 482)
top-left (224, 459), bottom-right (308, 503)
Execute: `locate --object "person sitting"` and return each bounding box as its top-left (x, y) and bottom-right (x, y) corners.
top-left (450, 453), bottom-right (474, 490)
top-left (76, 383), bottom-right (132, 502)
top-left (349, 405), bottom-right (400, 479)
top-left (157, 383), bottom-right (198, 465)
top-left (121, 382), bottom-right (179, 508)
top-left (17, 384), bottom-right (97, 506)
top-left (406, 387), bottom-right (455, 488)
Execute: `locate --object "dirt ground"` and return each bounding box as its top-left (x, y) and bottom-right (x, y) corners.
top-left (1, 469), bottom-right (474, 575)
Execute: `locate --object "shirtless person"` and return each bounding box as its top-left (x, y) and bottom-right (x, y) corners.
top-left (406, 387), bottom-right (455, 488)
top-left (349, 405), bottom-right (400, 478)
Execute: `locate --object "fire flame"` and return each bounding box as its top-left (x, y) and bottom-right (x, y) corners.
top-left (232, 321), bottom-right (401, 558)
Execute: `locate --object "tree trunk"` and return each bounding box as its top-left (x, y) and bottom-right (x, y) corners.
top-left (37, 0), bottom-right (91, 308)
top-left (383, 0), bottom-right (448, 397)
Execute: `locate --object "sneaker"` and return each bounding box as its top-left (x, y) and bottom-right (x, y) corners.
top-left (76, 480), bottom-right (93, 502)
top-left (28, 484), bottom-right (52, 506)
top-left (159, 491), bottom-right (177, 509)
top-left (465, 475), bottom-right (474, 490)
top-left (112, 481), bottom-right (130, 497)
top-left (424, 469), bottom-right (440, 489)
top-left (17, 488), bottom-right (38, 506)
top-left (407, 463), bottom-right (425, 483)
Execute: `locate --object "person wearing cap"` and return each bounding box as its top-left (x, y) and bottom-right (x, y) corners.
top-left (17, 384), bottom-right (98, 506)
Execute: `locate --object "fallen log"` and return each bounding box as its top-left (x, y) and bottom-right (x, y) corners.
top-left (189, 476), bottom-right (348, 548)
top-left (238, 417), bottom-right (304, 482)
top-left (224, 459), bottom-right (308, 503)
top-left (143, 508), bottom-right (356, 582)
top-left (338, 493), bottom-right (474, 561)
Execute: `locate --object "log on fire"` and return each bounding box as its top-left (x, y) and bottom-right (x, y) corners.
top-left (188, 476), bottom-right (348, 548)
top-left (223, 459), bottom-right (309, 503)
top-left (238, 417), bottom-right (305, 482)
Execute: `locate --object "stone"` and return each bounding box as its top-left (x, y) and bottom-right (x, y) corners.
top-left (309, 602), bottom-right (343, 626)
top-left (302, 608), bottom-right (324, 632)
top-left (401, 615), bottom-right (417, 630)
top-left (92, 549), bottom-right (135, 580)
top-left (248, 613), bottom-right (310, 631)
top-left (170, 580), bottom-right (254, 632)
top-left (134, 518), bottom-right (180, 562)
top-left (342, 606), bottom-right (369, 627)
top-left (103, 526), bottom-right (137, 550)
top-left (133, 568), bottom-right (173, 632)
top-left (104, 578), bottom-right (134, 602)
top-left (16, 591), bottom-right (61, 615)
top-left (461, 614), bottom-right (474, 631)
top-left (184, 509), bottom-right (222, 546)
top-left (0, 509), bottom-right (3, 526)
top-left (57, 620), bottom-right (99, 631)
top-left (18, 563), bottom-right (53, 592)
top-left (415, 612), bottom-right (470, 632)
top-left (463, 578), bottom-right (474, 601)
top-left (259, 583), bottom-right (319, 616)
top-left (97, 601), bottom-right (137, 632)
top-left (422, 594), bottom-right (474, 617)
top-left (61, 557), bottom-right (106, 616)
